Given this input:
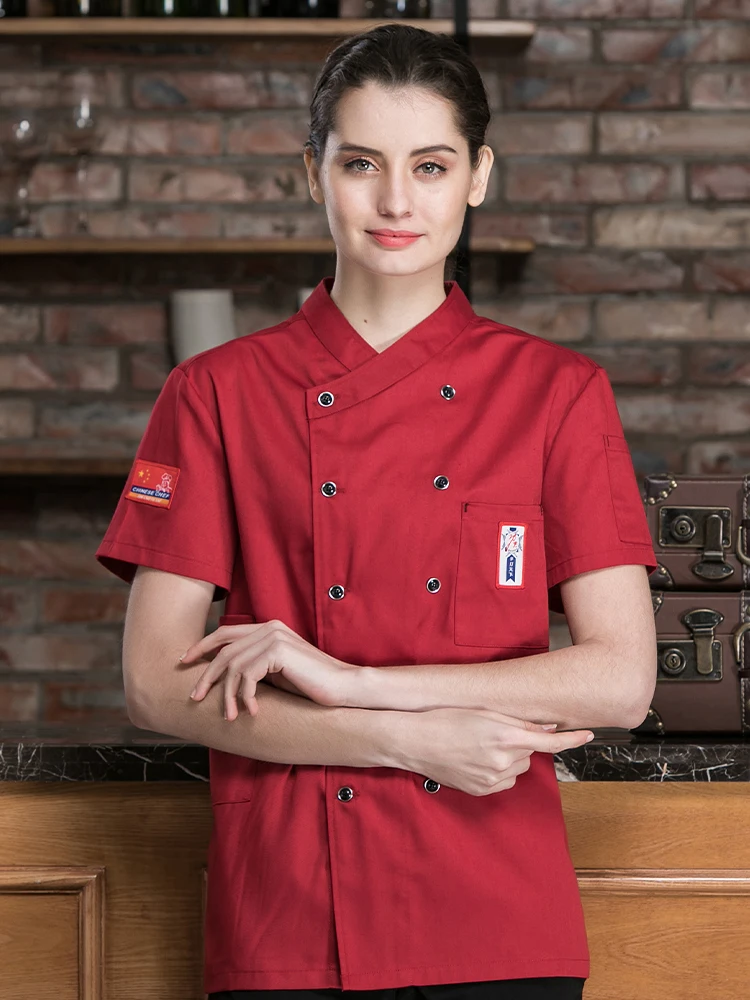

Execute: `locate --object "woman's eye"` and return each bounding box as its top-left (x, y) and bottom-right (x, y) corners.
top-left (343, 159), bottom-right (447, 176)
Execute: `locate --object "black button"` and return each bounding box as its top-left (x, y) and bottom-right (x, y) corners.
top-left (423, 778), bottom-right (441, 793)
top-left (328, 585), bottom-right (345, 600)
top-left (426, 577), bottom-right (441, 593)
top-left (337, 786), bottom-right (354, 802)
top-left (321, 481), bottom-right (337, 496)
top-left (317, 391), bottom-right (334, 407)
top-left (433, 475), bottom-right (449, 490)
top-left (440, 385), bottom-right (455, 400)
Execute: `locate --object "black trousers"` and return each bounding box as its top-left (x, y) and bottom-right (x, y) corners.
top-left (209, 977), bottom-right (586, 1000)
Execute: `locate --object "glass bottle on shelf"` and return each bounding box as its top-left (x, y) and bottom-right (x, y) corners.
top-left (363, 0), bottom-right (429, 16)
top-left (133, 0), bottom-right (193, 13)
top-left (267, 0), bottom-right (338, 15)
top-left (53, 0), bottom-right (123, 13)
top-left (191, 0), bottom-right (251, 14)
top-left (0, 0), bottom-right (28, 16)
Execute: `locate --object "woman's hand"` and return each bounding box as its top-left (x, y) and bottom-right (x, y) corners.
top-left (180, 619), bottom-right (359, 720)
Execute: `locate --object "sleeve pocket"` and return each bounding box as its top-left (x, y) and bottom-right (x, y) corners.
top-left (604, 435), bottom-right (651, 545)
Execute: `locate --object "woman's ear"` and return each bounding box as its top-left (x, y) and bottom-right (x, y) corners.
top-left (304, 148), bottom-right (325, 205)
top-left (467, 145), bottom-right (494, 209)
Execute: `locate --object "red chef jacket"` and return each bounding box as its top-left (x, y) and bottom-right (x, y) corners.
top-left (95, 275), bottom-right (658, 995)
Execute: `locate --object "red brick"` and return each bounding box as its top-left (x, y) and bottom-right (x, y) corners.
top-left (694, 252), bottom-right (750, 291)
top-left (42, 587), bottom-right (129, 625)
top-left (37, 401), bottom-right (153, 441)
top-left (132, 71), bottom-right (311, 110)
top-left (0, 439), bottom-right (138, 461)
top-left (599, 113), bottom-right (750, 154)
top-left (688, 345), bottom-right (750, 384)
top-left (526, 27), bottom-right (592, 62)
top-left (506, 161), bottom-right (683, 202)
top-left (128, 163), bottom-right (309, 204)
top-left (0, 401), bottom-right (34, 440)
top-left (39, 206), bottom-right (221, 239)
top-left (0, 682), bottom-right (40, 722)
top-left (0, 539), bottom-right (115, 582)
top-left (509, 0), bottom-right (684, 14)
top-left (691, 70), bottom-right (750, 108)
top-left (44, 304), bottom-right (165, 346)
top-left (0, 44), bottom-right (42, 69)
top-left (474, 211), bottom-right (587, 247)
top-left (0, 350), bottom-right (118, 391)
top-left (0, 585), bottom-right (35, 627)
top-left (226, 113), bottom-right (310, 155)
top-left (28, 162), bottom-right (122, 203)
top-left (616, 389), bottom-right (750, 434)
top-left (602, 26), bottom-right (750, 62)
top-left (696, 0), bottom-right (750, 16)
top-left (712, 298), bottom-right (750, 338)
top-left (0, 633), bottom-right (120, 672)
top-left (130, 118), bottom-right (222, 156)
top-left (475, 299), bottom-right (591, 342)
top-left (130, 350), bottom-right (171, 391)
top-left (0, 305), bottom-right (40, 344)
top-left (522, 251), bottom-right (684, 293)
top-left (0, 70), bottom-right (124, 109)
top-left (579, 345), bottom-right (682, 385)
top-left (688, 441), bottom-right (750, 475)
top-left (488, 114), bottom-right (591, 155)
top-left (594, 206), bottom-right (750, 248)
top-left (506, 70), bottom-right (681, 110)
top-left (223, 209), bottom-right (332, 240)
top-left (234, 303), bottom-right (298, 338)
top-left (691, 163), bottom-right (750, 199)
top-left (42, 682), bottom-right (129, 723)
top-left (596, 299), bottom-right (710, 340)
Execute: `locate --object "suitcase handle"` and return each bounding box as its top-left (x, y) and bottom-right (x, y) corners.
top-left (737, 524), bottom-right (750, 566)
top-left (733, 620), bottom-right (750, 673)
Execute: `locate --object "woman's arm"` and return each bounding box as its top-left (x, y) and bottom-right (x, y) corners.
top-left (123, 566), bottom-right (416, 769)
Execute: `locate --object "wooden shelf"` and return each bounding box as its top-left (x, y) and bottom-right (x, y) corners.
top-left (0, 17), bottom-right (535, 39)
top-left (0, 235), bottom-right (535, 254)
top-left (0, 457), bottom-right (133, 476)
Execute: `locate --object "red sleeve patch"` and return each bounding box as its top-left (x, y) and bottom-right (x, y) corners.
top-left (126, 459), bottom-right (180, 509)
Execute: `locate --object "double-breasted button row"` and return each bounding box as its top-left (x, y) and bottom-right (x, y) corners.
top-left (336, 781), bottom-right (439, 801)
top-left (321, 383), bottom-right (456, 600)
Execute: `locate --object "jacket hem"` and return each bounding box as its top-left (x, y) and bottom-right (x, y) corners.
top-left (204, 957), bottom-right (590, 993)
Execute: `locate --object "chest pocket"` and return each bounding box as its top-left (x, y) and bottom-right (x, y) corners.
top-left (454, 501), bottom-right (548, 649)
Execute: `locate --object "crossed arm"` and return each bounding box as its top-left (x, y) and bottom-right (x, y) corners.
top-left (124, 562), bottom-right (656, 766)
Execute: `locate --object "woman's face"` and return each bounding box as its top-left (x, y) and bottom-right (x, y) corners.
top-left (304, 81), bottom-right (494, 278)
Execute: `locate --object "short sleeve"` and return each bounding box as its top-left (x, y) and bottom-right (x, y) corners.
top-left (95, 364), bottom-right (238, 602)
top-left (542, 364), bottom-right (657, 614)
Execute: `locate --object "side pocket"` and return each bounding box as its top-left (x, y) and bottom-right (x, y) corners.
top-left (604, 435), bottom-right (651, 545)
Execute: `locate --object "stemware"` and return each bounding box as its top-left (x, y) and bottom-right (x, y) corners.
top-left (57, 74), bottom-right (102, 236)
top-left (0, 114), bottom-right (48, 238)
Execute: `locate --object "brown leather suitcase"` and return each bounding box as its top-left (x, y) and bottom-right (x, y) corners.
top-left (644, 473), bottom-right (750, 590)
top-left (632, 590), bottom-right (750, 735)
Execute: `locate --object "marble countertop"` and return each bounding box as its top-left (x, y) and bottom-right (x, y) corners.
top-left (1, 722), bottom-right (749, 782)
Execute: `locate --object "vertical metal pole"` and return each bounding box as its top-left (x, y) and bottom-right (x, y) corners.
top-left (452, 0), bottom-right (471, 301)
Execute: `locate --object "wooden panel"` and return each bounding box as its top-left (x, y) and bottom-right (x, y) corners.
top-left (0, 779), bottom-right (746, 999)
top-left (561, 782), bottom-right (750, 1000)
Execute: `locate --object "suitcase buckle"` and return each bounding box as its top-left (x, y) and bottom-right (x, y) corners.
top-left (658, 507), bottom-right (734, 581)
top-left (732, 620), bottom-right (750, 674)
top-left (656, 608), bottom-right (724, 680)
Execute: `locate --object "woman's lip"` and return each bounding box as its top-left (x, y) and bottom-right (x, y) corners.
top-left (367, 232), bottom-right (423, 246)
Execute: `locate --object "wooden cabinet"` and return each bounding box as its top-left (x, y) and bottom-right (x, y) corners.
top-left (1, 777), bottom-right (747, 999)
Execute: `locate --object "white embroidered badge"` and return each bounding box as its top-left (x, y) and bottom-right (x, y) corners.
top-left (496, 523), bottom-right (527, 589)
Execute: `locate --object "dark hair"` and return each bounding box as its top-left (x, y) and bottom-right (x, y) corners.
top-left (304, 24), bottom-right (491, 172)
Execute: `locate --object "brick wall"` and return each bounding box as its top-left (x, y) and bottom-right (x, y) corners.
top-left (2, 0), bottom-right (749, 721)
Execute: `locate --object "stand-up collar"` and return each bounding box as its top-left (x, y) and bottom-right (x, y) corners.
top-left (301, 275), bottom-right (478, 417)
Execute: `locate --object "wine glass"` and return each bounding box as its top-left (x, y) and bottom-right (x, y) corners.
top-left (57, 74), bottom-right (102, 236)
top-left (0, 113), bottom-right (48, 238)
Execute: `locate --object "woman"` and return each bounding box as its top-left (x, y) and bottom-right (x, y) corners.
top-left (96, 23), bottom-right (658, 1000)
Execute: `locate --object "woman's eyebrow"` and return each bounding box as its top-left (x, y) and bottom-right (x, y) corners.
top-left (335, 143), bottom-right (458, 156)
